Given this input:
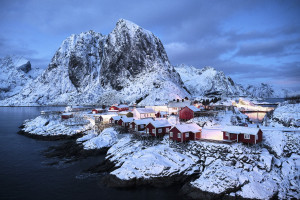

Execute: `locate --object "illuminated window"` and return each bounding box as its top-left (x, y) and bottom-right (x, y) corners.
top-left (244, 134), bottom-right (250, 139)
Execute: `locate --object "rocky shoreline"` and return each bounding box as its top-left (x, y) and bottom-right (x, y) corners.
top-left (17, 112), bottom-right (300, 200)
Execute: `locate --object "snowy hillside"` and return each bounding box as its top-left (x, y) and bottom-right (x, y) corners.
top-left (0, 19), bottom-right (188, 106)
top-left (245, 83), bottom-right (289, 98)
top-left (0, 56), bottom-right (43, 100)
top-left (175, 65), bottom-right (246, 97)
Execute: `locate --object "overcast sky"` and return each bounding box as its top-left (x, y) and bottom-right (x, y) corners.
top-left (0, 0), bottom-right (299, 90)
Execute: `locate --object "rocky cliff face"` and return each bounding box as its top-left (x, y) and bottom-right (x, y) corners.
top-left (175, 65), bottom-right (246, 97)
top-left (0, 19), bottom-right (188, 106)
top-left (0, 56), bottom-right (42, 100)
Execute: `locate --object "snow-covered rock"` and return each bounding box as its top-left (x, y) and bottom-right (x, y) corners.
top-left (245, 83), bottom-right (290, 98)
top-left (0, 55), bottom-right (43, 100)
top-left (175, 65), bottom-right (246, 97)
top-left (0, 19), bottom-right (188, 106)
top-left (81, 128), bottom-right (118, 150)
top-left (22, 114), bottom-right (91, 137)
top-left (270, 102), bottom-right (300, 127)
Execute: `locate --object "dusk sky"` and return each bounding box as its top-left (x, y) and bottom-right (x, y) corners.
top-left (1, 0), bottom-right (299, 90)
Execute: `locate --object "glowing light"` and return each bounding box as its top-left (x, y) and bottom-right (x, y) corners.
top-left (201, 128), bottom-right (223, 140)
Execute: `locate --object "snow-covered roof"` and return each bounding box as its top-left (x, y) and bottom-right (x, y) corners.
top-left (119, 111), bottom-right (129, 114)
top-left (121, 117), bottom-right (134, 123)
top-left (135, 108), bottom-right (155, 114)
top-left (118, 104), bottom-right (129, 108)
top-left (133, 118), bottom-right (154, 125)
top-left (173, 123), bottom-right (201, 133)
top-left (168, 100), bottom-right (191, 108)
top-left (186, 105), bottom-right (201, 112)
top-left (222, 126), bottom-right (260, 135)
top-left (112, 116), bottom-right (121, 120)
top-left (149, 119), bottom-right (171, 128)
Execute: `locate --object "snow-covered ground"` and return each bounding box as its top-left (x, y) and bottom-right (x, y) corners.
top-left (77, 128), bottom-right (118, 150)
top-left (22, 114), bottom-right (91, 136)
top-left (269, 102), bottom-right (300, 127)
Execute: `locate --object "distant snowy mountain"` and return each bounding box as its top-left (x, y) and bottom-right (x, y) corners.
top-left (0, 19), bottom-right (188, 106)
top-left (175, 65), bottom-right (246, 97)
top-left (245, 83), bottom-right (289, 98)
top-left (0, 56), bottom-right (42, 100)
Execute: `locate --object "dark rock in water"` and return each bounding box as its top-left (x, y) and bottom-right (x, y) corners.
top-left (43, 139), bottom-right (108, 163)
top-left (84, 159), bottom-right (116, 173)
top-left (17, 61), bottom-right (31, 73)
top-left (102, 172), bottom-right (193, 189)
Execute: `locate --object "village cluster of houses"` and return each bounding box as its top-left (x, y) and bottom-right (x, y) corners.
top-left (61, 99), bottom-right (263, 144)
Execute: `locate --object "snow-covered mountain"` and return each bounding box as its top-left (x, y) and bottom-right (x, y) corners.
top-left (175, 65), bottom-right (246, 97)
top-left (0, 56), bottom-right (42, 100)
top-left (245, 83), bottom-right (289, 98)
top-left (0, 19), bottom-right (188, 106)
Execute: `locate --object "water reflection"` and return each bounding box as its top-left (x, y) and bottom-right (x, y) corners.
top-left (244, 112), bottom-right (267, 123)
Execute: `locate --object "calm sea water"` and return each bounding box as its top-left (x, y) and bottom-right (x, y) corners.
top-left (0, 107), bottom-right (181, 200)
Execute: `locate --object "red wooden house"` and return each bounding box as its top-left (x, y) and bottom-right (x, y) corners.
top-left (118, 117), bottom-right (134, 128)
top-left (109, 104), bottom-right (129, 112)
top-left (130, 118), bottom-right (154, 132)
top-left (109, 116), bottom-right (121, 124)
top-left (145, 120), bottom-right (172, 137)
top-left (61, 113), bottom-right (73, 119)
top-left (169, 123), bottom-right (201, 142)
top-left (222, 126), bottom-right (263, 144)
top-left (179, 106), bottom-right (201, 121)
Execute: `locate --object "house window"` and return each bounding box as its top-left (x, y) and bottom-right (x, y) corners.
top-left (130, 124), bottom-right (132, 128)
top-left (122, 122), bottom-right (124, 126)
top-left (244, 134), bottom-right (250, 139)
top-left (166, 128), bottom-right (169, 133)
top-left (140, 125), bottom-right (144, 129)
top-left (152, 129), bottom-right (155, 133)
top-left (225, 132), bottom-right (229, 137)
top-left (185, 132), bottom-right (189, 137)
top-left (158, 128), bottom-right (162, 133)
top-left (170, 132), bottom-right (173, 137)
top-left (146, 128), bottom-right (149, 133)
top-left (178, 133), bottom-right (181, 138)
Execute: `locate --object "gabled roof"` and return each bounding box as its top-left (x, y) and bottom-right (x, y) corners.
top-left (135, 108), bottom-right (155, 114)
top-left (173, 123), bottom-right (201, 133)
top-left (222, 126), bottom-right (260, 135)
top-left (133, 118), bottom-right (154, 125)
top-left (186, 105), bottom-right (201, 112)
top-left (149, 120), bottom-right (172, 128)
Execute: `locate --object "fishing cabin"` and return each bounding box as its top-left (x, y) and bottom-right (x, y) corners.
top-left (145, 120), bottom-right (172, 137)
top-left (169, 123), bottom-right (201, 142)
top-left (222, 126), bottom-right (263, 144)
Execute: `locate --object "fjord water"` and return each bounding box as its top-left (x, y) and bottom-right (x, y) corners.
top-left (0, 107), bottom-right (181, 200)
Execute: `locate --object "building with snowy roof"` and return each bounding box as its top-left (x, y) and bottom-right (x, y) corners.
top-left (130, 118), bottom-right (154, 132)
top-left (169, 123), bottom-right (201, 142)
top-left (222, 126), bottom-right (263, 144)
top-left (133, 108), bottom-right (156, 119)
top-left (179, 106), bottom-right (201, 121)
top-left (145, 119), bottom-right (172, 137)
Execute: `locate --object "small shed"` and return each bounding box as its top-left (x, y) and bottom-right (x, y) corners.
top-left (61, 113), bottom-right (73, 119)
top-left (179, 106), bottom-right (201, 121)
top-left (145, 120), bottom-right (172, 137)
top-left (222, 126), bottom-right (263, 144)
top-left (169, 123), bottom-right (201, 142)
